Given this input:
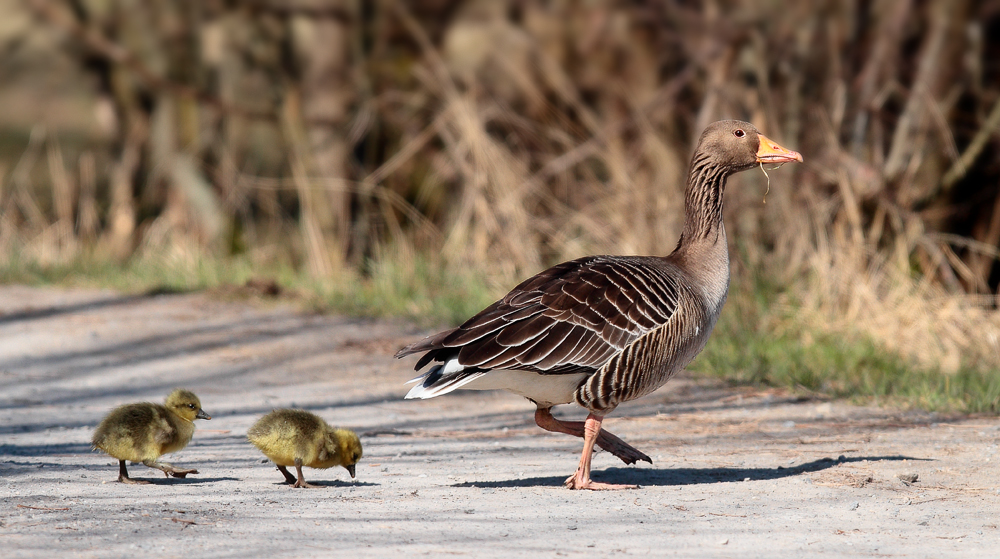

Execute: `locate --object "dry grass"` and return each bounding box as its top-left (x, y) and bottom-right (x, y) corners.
top-left (1, 0), bottom-right (1000, 404)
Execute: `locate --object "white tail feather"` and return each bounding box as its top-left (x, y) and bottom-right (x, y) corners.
top-left (404, 371), bottom-right (489, 399)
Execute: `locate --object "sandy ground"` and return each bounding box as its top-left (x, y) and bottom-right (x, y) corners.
top-left (1, 284), bottom-right (999, 558)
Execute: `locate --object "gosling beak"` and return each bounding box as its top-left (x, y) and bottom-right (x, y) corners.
top-left (346, 464), bottom-right (356, 479)
top-left (756, 133), bottom-right (803, 164)
top-left (196, 409), bottom-right (212, 420)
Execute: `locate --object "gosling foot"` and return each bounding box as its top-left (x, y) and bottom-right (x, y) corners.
top-left (143, 460), bottom-right (198, 479)
top-left (117, 460), bottom-right (151, 484)
top-left (166, 468), bottom-right (198, 478)
top-left (117, 474), bottom-right (151, 485)
top-left (290, 461), bottom-right (321, 488)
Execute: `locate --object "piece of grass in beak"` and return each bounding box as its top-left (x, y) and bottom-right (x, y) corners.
top-left (760, 161), bottom-right (770, 204)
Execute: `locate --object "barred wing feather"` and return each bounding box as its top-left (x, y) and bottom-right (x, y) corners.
top-left (396, 256), bottom-right (681, 377)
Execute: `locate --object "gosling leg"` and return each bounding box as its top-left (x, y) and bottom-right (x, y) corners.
top-left (276, 465), bottom-right (297, 484)
top-left (117, 460), bottom-right (150, 485)
top-left (291, 458), bottom-right (320, 489)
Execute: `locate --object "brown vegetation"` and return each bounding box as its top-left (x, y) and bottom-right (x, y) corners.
top-left (1, 0), bottom-right (999, 372)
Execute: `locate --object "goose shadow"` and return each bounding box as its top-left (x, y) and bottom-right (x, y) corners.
top-left (452, 455), bottom-right (929, 488)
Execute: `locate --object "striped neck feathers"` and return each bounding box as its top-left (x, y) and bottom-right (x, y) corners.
top-left (675, 150), bottom-right (731, 250)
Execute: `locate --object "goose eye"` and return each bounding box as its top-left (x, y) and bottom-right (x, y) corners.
top-left (188, 404), bottom-right (196, 409)
top-left (734, 129), bottom-right (745, 138)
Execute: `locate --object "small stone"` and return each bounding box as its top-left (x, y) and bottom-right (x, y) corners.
top-left (719, 539), bottom-right (729, 545)
top-left (848, 502), bottom-right (859, 511)
top-left (897, 473), bottom-right (919, 485)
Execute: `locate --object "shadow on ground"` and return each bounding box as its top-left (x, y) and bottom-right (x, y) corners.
top-left (452, 455), bottom-right (928, 488)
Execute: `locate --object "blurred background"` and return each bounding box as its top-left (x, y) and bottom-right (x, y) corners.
top-left (2, 0), bottom-right (999, 410)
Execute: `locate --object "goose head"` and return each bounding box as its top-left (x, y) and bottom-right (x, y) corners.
top-left (165, 389), bottom-right (211, 422)
top-left (695, 120), bottom-right (802, 175)
top-left (327, 429), bottom-right (363, 478)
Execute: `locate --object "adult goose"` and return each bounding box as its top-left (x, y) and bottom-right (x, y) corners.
top-left (396, 120), bottom-right (802, 490)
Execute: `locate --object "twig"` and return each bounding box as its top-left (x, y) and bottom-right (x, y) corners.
top-left (529, 65), bottom-right (695, 184)
top-left (17, 504), bottom-right (70, 511)
top-left (883, 0), bottom-right (950, 182)
top-left (9, 125), bottom-right (48, 230)
top-left (927, 233), bottom-right (1000, 263)
top-left (241, 0), bottom-right (352, 21)
top-left (940, 95), bottom-right (1000, 190)
top-left (233, 174), bottom-right (441, 243)
top-left (850, 0), bottom-right (913, 155)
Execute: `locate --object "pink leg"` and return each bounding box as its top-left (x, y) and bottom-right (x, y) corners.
top-left (534, 408), bottom-right (651, 465)
top-left (291, 459), bottom-right (321, 489)
top-left (563, 414), bottom-right (639, 490)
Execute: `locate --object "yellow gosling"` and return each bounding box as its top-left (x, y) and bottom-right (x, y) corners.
top-left (92, 389), bottom-right (211, 484)
top-left (247, 409), bottom-right (362, 488)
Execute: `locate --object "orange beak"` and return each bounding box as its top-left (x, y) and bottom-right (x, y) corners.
top-left (756, 134), bottom-right (803, 164)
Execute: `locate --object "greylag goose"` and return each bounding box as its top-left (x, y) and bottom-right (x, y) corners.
top-left (92, 389), bottom-right (211, 484)
top-left (247, 409), bottom-right (363, 488)
top-left (396, 120), bottom-right (802, 490)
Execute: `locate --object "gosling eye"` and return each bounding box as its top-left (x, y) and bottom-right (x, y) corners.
top-left (733, 129), bottom-right (745, 138)
top-left (188, 404), bottom-right (197, 409)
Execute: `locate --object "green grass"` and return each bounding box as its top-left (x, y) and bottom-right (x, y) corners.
top-left (305, 252), bottom-right (501, 325)
top-left (0, 244), bottom-right (499, 326)
top-left (0, 246), bottom-right (283, 294)
top-left (692, 277), bottom-right (1000, 414)
top-left (2, 246), bottom-right (998, 414)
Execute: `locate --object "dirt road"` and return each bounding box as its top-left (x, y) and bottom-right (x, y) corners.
top-left (1, 285), bottom-right (998, 557)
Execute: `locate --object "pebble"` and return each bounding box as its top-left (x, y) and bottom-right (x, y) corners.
top-left (848, 502), bottom-right (859, 511)
top-left (897, 473), bottom-right (919, 485)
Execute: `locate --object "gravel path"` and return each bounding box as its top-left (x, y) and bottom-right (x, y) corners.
top-left (1, 285), bottom-right (998, 557)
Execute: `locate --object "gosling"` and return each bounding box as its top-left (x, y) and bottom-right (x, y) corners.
top-left (92, 389), bottom-right (211, 484)
top-left (247, 409), bottom-right (362, 488)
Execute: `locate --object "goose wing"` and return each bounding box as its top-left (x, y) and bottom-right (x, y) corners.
top-left (396, 256), bottom-right (681, 376)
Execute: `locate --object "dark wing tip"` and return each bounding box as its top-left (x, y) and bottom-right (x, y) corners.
top-left (395, 339), bottom-right (449, 371)
top-left (396, 327), bottom-right (461, 361)
top-left (394, 343), bottom-right (419, 359)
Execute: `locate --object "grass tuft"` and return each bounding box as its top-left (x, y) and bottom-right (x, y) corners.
top-left (693, 274), bottom-right (1000, 414)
